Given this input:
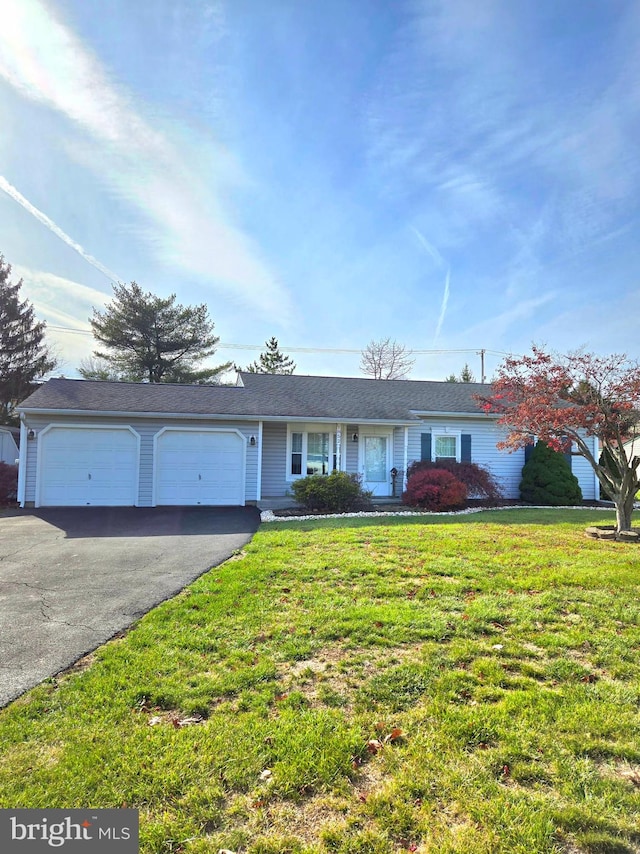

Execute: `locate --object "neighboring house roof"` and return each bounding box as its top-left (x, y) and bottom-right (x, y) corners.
top-left (17, 373), bottom-right (495, 422)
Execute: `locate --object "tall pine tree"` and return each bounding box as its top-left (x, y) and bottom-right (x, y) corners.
top-left (245, 337), bottom-right (296, 374)
top-left (0, 255), bottom-right (57, 424)
top-left (85, 281), bottom-right (231, 383)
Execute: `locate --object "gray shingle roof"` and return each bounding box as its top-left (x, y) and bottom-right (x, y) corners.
top-left (18, 372), bottom-right (494, 421)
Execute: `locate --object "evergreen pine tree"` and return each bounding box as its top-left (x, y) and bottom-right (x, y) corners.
top-left (520, 440), bottom-right (583, 505)
top-left (0, 255), bottom-right (57, 424)
top-left (246, 337), bottom-right (296, 374)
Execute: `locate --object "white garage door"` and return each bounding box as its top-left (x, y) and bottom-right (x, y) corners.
top-left (38, 427), bottom-right (138, 507)
top-left (155, 429), bottom-right (245, 506)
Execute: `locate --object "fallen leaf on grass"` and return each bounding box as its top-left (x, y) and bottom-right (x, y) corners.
top-left (384, 727), bottom-right (406, 744)
top-left (259, 769), bottom-right (272, 781)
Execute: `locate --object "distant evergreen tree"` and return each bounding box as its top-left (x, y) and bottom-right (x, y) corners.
top-left (445, 363), bottom-right (476, 382)
top-left (246, 337), bottom-right (296, 374)
top-left (0, 255), bottom-right (57, 424)
top-left (520, 440), bottom-right (583, 505)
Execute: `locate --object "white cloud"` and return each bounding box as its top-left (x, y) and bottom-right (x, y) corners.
top-left (11, 266), bottom-right (109, 375)
top-left (0, 0), bottom-right (292, 323)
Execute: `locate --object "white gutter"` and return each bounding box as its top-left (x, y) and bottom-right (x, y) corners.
top-left (17, 415), bottom-right (27, 507)
top-left (16, 407), bottom-right (416, 426)
top-left (410, 410), bottom-right (500, 419)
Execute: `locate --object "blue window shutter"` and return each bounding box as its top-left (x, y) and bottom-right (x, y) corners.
top-left (461, 434), bottom-right (472, 462)
top-left (524, 443), bottom-right (534, 463)
top-left (564, 450), bottom-right (572, 470)
top-left (421, 433), bottom-right (432, 461)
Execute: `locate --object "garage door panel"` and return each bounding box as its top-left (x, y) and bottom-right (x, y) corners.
top-left (155, 430), bottom-right (245, 506)
top-left (39, 427), bottom-right (138, 507)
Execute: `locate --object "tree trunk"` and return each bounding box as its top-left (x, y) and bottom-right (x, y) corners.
top-left (614, 486), bottom-right (636, 533)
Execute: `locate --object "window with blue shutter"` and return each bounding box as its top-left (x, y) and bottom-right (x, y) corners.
top-left (421, 433), bottom-right (432, 461)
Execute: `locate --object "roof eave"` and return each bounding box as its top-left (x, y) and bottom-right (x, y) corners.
top-left (17, 406), bottom-right (416, 425)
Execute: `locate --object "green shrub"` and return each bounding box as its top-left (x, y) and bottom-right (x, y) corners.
top-left (290, 471), bottom-right (373, 513)
top-left (520, 440), bottom-right (583, 505)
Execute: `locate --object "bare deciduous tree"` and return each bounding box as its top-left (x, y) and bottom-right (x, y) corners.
top-left (359, 338), bottom-right (415, 380)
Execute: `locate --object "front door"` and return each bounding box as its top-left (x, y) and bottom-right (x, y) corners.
top-left (361, 434), bottom-right (391, 497)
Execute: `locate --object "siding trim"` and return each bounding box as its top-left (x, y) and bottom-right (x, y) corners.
top-left (256, 421), bottom-right (263, 501)
top-left (17, 417), bottom-right (27, 507)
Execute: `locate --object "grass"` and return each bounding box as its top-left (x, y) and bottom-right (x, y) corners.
top-left (1, 509), bottom-right (640, 853)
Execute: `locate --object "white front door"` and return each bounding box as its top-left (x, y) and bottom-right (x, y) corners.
top-left (361, 434), bottom-right (391, 497)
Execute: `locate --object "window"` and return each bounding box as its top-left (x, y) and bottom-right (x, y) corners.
top-left (435, 435), bottom-right (457, 460)
top-left (291, 432), bottom-right (303, 475)
top-left (288, 429), bottom-right (339, 479)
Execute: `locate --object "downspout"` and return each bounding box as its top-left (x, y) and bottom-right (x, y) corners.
top-left (256, 421), bottom-right (263, 501)
top-left (17, 415), bottom-right (27, 507)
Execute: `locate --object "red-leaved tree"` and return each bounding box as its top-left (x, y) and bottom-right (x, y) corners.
top-left (476, 346), bottom-right (640, 534)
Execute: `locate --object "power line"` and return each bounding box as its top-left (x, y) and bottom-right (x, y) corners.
top-left (45, 325), bottom-right (509, 358)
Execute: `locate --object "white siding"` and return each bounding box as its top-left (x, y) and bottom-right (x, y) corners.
top-left (22, 415), bottom-right (259, 506)
top-left (0, 430), bottom-right (19, 465)
top-left (261, 422), bottom-right (288, 497)
top-left (22, 413), bottom-right (598, 504)
top-left (408, 418), bottom-right (597, 501)
top-left (408, 418), bottom-right (526, 499)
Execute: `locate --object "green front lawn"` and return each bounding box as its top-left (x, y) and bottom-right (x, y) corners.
top-left (1, 510), bottom-right (639, 853)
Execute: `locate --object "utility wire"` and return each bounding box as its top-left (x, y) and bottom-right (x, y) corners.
top-left (45, 325), bottom-right (509, 358)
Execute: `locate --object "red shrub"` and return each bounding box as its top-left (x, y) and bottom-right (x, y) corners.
top-left (405, 460), bottom-right (502, 505)
top-left (402, 468), bottom-right (467, 511)
top-left (0, 463), bottom-right (18, 505)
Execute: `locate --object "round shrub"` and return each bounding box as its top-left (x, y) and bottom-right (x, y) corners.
top-left (520, 440), bottom-right (583, 506)
top-left (290, 471), bottom-right (373, 513)
top-left (402, 468), bottom-right (467, 511)
top-left (405, 459), bottom-right (503, 504)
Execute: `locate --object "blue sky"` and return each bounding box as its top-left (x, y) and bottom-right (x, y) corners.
top-left (1, 0), bottom-right (639, 382)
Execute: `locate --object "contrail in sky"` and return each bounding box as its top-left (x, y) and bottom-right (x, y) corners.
top-left (410, 225), bottom-right (447, 269)
top-left (0, 175), bottom-right (120, 281)
top-left (411, 226), bottom-right (451, 344)
top-left (434, 268), bottom-right (451, 343)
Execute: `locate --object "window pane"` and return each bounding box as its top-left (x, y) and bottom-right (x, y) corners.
top-left (307, 432), bottom-right (329, 476)
top-left (291, 433), bottom-right (303, 475)
top-left (364, 436), bottom-right (387, 481)
top-left (435, 436), bottom-right (456, 459)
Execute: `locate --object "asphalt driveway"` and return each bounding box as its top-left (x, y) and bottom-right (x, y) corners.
top-left (0, 506), bottom-right (260, 707)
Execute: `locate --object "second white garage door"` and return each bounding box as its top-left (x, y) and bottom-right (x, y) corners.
top-left (155, 429), bottom-right (245, 506)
